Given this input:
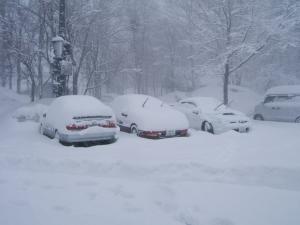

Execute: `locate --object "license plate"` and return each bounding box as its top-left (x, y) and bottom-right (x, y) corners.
top-left (239, 127), bottom-right (247, 132)
top-left (166, 130), bottom-right (176, 136)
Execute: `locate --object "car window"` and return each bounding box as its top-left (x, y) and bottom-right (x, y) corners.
top-left (264, 96), bottom-right (276, 103)
top-left (264, 95), bottom-right (297, 103)
top-left (181, 101), bottom-right (197, 108)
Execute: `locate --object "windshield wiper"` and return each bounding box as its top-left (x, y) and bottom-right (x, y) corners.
top-left (214, 100), bottom-right (233, 111)
top-left (142, 97), bottom-right (149, 108)
top-left (214, 102), bottom-right (225, 111)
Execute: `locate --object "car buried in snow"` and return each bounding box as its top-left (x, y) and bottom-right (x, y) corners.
top-left (174, 97), bottom-right (251, 134)
top-left (39, 95), bottom-right (119, 145)
top-left (254, 85), bottom-right (300, 123)
top-left (110, 94), bottom-right (189, 139)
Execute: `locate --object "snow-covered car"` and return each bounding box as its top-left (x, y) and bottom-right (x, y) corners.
top-left (254, 85), bottom-right (300, 123)
top-left (40, 95), bottom-right (119, 145)
top-left (174, 97), bottom-right (250, 134)
top-left (110, 94), bottom-right (189, 139)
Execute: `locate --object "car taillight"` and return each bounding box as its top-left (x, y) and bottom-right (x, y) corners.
top-left (179, 129), bottom-right (188, 136)
top-left (100, 121), bottom-right (116, 128)
top-left (142, 131), bottom-right (161, 137)
top-left (66, 124), bottom-right (88, 131)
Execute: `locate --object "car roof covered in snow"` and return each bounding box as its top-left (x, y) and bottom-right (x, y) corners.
top-left (50, 95), bottom-right (113, 117)
top-left (112, 94), bottom-right (163, 109)
top-left (266, 85), bottom-right (300, 96)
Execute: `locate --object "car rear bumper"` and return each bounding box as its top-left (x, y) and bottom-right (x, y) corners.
top-left (139, 129), bottom-right (188, 139)
top-left (59, 131), bottom-right (118, 143)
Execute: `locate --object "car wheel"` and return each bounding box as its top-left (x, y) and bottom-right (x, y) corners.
top-left (130, 124), bottom-right (139, 135)
top-left (254, 114), bottom-right (264, 121)
top-left (59, 140), bottom-right (73, 146)
top-left (295, 117), bottom-right (300, 123)
top-left (202, 121), bottom-right (214, 134)
top-left (54, 130), bottom-right (72, 146)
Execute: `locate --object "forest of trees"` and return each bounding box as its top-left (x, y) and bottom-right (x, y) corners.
top-left (0, 0), bottom-right (299, 102)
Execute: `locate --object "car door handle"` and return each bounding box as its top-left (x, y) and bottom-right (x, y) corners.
top-left (272, 107), bottom-right (280, 110)
top-left (121, 113), bottom-right (128, 117)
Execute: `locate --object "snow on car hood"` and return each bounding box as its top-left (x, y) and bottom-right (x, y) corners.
top-left (213, 108), bottom-right (249, 122)
top-left (132, 106), bottom-right (189, 131)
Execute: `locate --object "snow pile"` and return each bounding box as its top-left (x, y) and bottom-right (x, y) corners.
top-left (13, 104), bottom-right (49, 122)
top-left (160, 85), bottom-right (261, 115)
top-left (12, 98), bottom-right (54, 122)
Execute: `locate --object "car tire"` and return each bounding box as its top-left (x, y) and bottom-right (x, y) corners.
top-left (202, 121), bottom-right (214, 134)
top-left (295, 117), bottom-right (300, 123)
top-left (130, 124), bottom-right (139, 136)
top-left (59, 140), bottom-right (73, 146)
top-left (54, 130), bottom-right (72, 146)
top-left (254, 114), bottom-right (264, 121)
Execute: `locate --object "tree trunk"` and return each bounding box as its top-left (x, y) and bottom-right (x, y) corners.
top-left (223, 62), bottom-right (229, 105)
top-left (16, 22), bottom-right (22, 93)
top-left (38, 1), bottom-right (45, 99)
top-left (31, 79), bottom-right (36, 102)
top-left (17, 57), bottom-right (21, 93)
top-left (8, 56), bottom-right (13, 90)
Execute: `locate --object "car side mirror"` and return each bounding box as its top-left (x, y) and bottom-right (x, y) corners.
top-left (121, 112), bottom-right (128, 117)
top-left (192, 110), bottom-right (200, 115)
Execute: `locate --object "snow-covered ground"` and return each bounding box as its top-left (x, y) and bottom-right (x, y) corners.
top-left (1, 87), bottom-right (300, 225)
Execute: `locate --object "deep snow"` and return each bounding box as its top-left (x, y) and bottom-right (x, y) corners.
top-left (1, 87), bottom-right (300, 225)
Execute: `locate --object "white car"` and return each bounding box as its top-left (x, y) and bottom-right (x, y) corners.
top-left (254, 85), bottom-right (300, 123)
top-left (174, 97), bottom-right (251, 134)
top-left (40, 95), bottom-right (119, 145)
top-left (111, 94), bottom-right (189, 139)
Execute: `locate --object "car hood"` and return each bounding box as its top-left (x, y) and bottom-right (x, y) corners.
top-left (208, 109), bottom-right (249, 122)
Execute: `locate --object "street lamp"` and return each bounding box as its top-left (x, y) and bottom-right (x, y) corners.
top-left (52, 36), bottom-right (64, 59)
top-left (51, 0), bottom-right (70, 97)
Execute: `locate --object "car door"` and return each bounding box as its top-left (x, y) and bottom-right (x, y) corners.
top-left (277, 95), bottom-right (300, 122)
top-left (179, 101), bottom-right (202, 129)
top-left (261, 95), bottom-right (280, 121)
top-left (116, 108), bottom-right (131, 130)
top-left (270, 95), bottom-right (292, 122)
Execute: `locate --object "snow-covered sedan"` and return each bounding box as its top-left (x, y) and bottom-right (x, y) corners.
top-left (40, 95), bottom-right (119, 145)
top-left (174, 97), bottom-right (250, 134)
top-left (110, 94), bottom-right (189, 139)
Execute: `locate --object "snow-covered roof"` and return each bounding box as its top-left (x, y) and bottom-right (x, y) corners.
top-left (266, 85), bottom-right (300, 96)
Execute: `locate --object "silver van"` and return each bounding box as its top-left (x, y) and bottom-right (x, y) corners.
top-left (254, 85), bottom-right (300, 123)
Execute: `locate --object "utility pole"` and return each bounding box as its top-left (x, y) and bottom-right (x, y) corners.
top-left (52, 0), bottom-right (71, 97)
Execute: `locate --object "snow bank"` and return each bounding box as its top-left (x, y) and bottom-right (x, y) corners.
top-left (12, 98), bottom-right (54, 122)
top-left (13, 104), bottom-right (49, 122)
